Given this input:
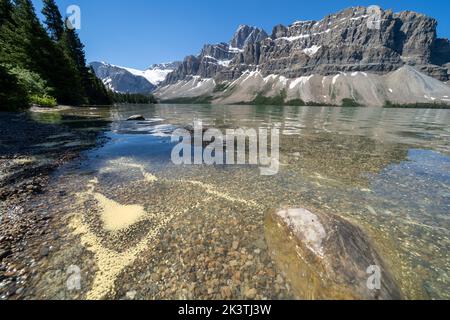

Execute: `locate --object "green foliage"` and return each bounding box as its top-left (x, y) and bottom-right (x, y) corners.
top-left (0, 0), bottom-right (13, 25)
top-left (162, 96), bottom-right (213, 104)
top-left (244, 90), bottom-right (337, 106)
top-left (341, 98), bottom-right (362, 107)
top-left (213, 83), bottom-right (229, 92)
top-left (29, 94), bottom-right (57, 107)
top-left (109, 91), bottom-right (158, 104)
top-left (384, 100), bottom-right (450, 109)
top-left (41, 0), bottom-right (63, 41)
top-left (61, 23), bottom-right (111, 105)
top-left (0, 64), bottom-right (28, 111)
top-left (285, 99), bottom-right (306, 106)
top-left (83, 67), bottom-right (112, 105)
top-left (0, 0), bottom-right (111, 110)
top-left (7, 66), bottom-right (52, 96)
top-left (250, 90), bottom-right (286, 105)
top-left (3, 65), bottom-right (57, 107)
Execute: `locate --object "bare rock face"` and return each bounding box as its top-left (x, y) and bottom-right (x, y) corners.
top-left (230, 25), bottom-right (268, 49)
top-left (156, 6), bottom-right (450, 104)
top-left (163, 25), bottom-right (269, 85)
top-left (162, 6), bottom-right (450, 87)
top-left (251, 7), bottom-right (445, 79)
top-left (265, 208), bottom-right (403, 300)
top-left (432, 39), bottom-right (450, 66)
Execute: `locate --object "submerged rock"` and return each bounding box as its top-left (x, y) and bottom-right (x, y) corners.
top-left (265, 208), bottom-right (403, 300)
top-left (127, 115), bottom-right (146, 121)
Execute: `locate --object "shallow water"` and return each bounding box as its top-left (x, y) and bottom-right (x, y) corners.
top-left (28, 104), bottom-right (450, 299)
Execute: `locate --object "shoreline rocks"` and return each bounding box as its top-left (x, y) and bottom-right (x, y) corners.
top-left (0, 112), bottom-right (107, 300)
top-left (127, 115), bottom-right (146, 121)
top-left (265, 207), bottom-right (403, 300)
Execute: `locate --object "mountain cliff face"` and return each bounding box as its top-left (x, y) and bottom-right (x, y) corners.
top-left (164, 25), bottom-right (267, 84)
top-left (90, 61), bottom-right (180, 94)
top-left (156, 6), bottom-right (450, 106)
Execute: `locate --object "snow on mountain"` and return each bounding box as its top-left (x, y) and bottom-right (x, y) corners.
top-left (90, 61), bottom-right (181, 94)
top-left (122, 64), bottom-right (178, 86)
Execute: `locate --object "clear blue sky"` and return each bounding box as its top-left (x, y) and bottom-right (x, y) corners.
top-left (31, 0), bottom-right (450, 70)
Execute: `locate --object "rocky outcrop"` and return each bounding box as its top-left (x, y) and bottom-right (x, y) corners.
top-left (163, 25), bottom-right (269, 85)
top-left (230, 25), bottom-right (268, 49)
top-left (156, 6), bottom-right (450, 104)
top-left (236, 7), bottom-right (448, 80)
top-left (265, 208), bottom-right (403, 300)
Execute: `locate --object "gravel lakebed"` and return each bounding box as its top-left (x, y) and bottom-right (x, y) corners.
top-left (1, 105), bottom-right (449, 300)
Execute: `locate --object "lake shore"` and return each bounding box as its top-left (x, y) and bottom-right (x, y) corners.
top-left (0, 110), bottom-right (107, 299)
top-left (0, 104), bottom-right (449, 300)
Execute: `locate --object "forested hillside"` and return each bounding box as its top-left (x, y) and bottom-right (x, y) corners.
top-left (0, 0), bottom-right (112, 110)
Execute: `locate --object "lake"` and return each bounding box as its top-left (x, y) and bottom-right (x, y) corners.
top-left (28, 104), bottom-right (450, 299)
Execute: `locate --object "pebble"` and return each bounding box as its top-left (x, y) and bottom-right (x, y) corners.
top-left (39, 246), bottom-right (49, 258)
top-left (126, 290), bottom-right (137, 300)
top-left (220, 286), bottom-right (232, 299)
top-left (245, 288), bottom-right (257, 299)
top-left (0, 249), bottom-right (12, 260)
top-left (276, 275), bottom-right (284, 285)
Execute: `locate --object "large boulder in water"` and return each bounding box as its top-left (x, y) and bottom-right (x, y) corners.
top-left (265, 207), bottom-right (403, 300)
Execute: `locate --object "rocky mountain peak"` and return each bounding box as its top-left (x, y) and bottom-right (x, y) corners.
top-left (148, 62), bottom-right (181, 71)
top-left (230, 24), bottom-right (268, 49)
top-left (156, 5), bottom-right (450, 106)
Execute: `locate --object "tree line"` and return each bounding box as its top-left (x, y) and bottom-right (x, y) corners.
top-left (0, 0), bottom-right (111, 110)
top-left (109, 91), bottom-right (158, 104)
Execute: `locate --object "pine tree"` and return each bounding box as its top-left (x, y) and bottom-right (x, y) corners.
top-left (62, 22), bottom-right (87, 72)
top-left (0, 0), bottom-right (13, 25)
top-left (62, 20), bottom-right (111, 105)
top-left (8, 0), bottom-right (85, 104)
top-left (0, 0), bottom-right (111, 109)
top-left (41, 0), bottom-right (64, 41)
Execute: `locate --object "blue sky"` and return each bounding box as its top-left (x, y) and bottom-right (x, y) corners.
top-left (32, 0), bottom-right (450, 70)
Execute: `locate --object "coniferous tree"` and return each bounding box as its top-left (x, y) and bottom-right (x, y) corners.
top-left (0, 0), bottom-right (112, 109)
top-left (0, 0), bottom-right (27, 110)
top-left (62, 21), bottom-right (86, 72)
top-left (61, 19), bottom-right (111, 105)
top-left (0, 0), bottom-right (85, 105)
top-left (41, 0), bottom-right (64, 41)
top-left (0, 0), bottom-right (13, 25)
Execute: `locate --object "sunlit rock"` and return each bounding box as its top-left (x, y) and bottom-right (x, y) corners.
top-left (265, 207), bottom-right (403, 300)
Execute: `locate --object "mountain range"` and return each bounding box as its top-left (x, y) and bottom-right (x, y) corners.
top-left (90, 61), bottom-right (181, 94)
top-left (91, 6), bottom-right (450, 106)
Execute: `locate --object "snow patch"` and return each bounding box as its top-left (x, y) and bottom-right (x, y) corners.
top-left (280, 34), bottom-right (310, 42)
top-left (203, 55), bottom-right (233, 67)
top-left (292, 20), bottom-right (314, 25)
top-left (121, 65), bottom-right (174, 85)
top-left (228, 46), bottom-right (244, 53)
top-left (302, 45), bottom-right (322, 57)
